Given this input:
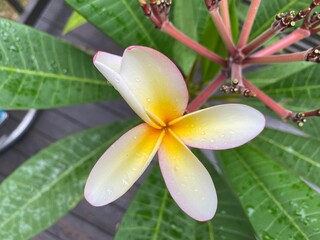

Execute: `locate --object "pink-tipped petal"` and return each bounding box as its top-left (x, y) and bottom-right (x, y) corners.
top-left (93, 51), bottom-right (159, 128)
top-left (170, 104), bottom-right (265, 150)
top-left (158, 131), bottom-right (217, 221)
top-left (120, 46), bottom-right (188, 123)
top-left (85, 123), bottom-right (164, 206)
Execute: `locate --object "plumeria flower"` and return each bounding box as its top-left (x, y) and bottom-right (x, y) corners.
top-left (85, 46), bottom-right (265, 221)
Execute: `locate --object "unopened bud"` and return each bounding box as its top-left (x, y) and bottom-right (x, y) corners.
top-left (204, 0), bottom-right (221, 11)
top-left (305, 46), bottom-right (320, 63)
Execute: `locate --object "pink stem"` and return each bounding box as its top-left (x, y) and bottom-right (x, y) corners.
top-left (238, 0), bottom-right (261, 48)
top-left (252, 28), bottom-right (311, 57)
top-left (209, 9), bottom-right (237, 55)
top-left (243, 78), bottom-right (292, 119)
top-left (231, 63), bottom-right (243, 87)
top-left (241, 28), bottom-right (277, 55)
top-left (244, 51), bottom-right (307, 64)
top-left (187, 73), bottom-right (227, 112)
top-left (161, 22), bottom-right (227, 66)
top-left (220, 0), bottom-right (231, 36)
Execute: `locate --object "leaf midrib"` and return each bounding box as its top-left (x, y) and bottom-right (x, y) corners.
top-left (258, 135), bottom-right (320, 169)
top-left (0, 66), bottom-right (108, 86)
top-left (233, 149), bottom-right (309, 239)
top-left (0, 141), bottom-right (110, 230)
top-left (152, 189), bottom-right (168, 240)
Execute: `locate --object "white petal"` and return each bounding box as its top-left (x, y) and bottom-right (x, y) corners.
top-left (85, 123), bottom-right (164, 206)
top-left (93, 51), bottom-right (159, 128)
top-left (158, 131), bottom-right (217, 221)
top-left (170, 104), bottom-right (265, 150)
top-left (120, 46), bottom-right (188, 123)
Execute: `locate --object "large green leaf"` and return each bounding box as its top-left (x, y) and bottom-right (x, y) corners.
top-left (64, 0), bottom-right (172, 60)
top-left (64, 0), bottom-right (211, 75)
top-left (0, 19), bottom-right (118, 109)
top-left (0, 119), bottom-right (137, 240)
top-left (216, 143), bottom-right (320, 240)
top-left (115, 150), bottom-right (256, 240)
top-left (250, 0), bottom-right (309, 39)
top-left (251, 128), bottom-right (320, 188)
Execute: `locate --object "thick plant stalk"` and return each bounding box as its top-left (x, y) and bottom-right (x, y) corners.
top-left (238, 0), bottom-right (261, 48)
top-left (187, 73), bottom-right (227, 112)
top-left (252, 28), bottom-right (311, 57)
top-left (209, 9), bottom-right (236, 55)
top-left (162, 22), bottom-right (227, 66)
top-left (243, 78), bottom-right (292, 119)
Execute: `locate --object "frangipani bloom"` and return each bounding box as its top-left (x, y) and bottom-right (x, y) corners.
top-left (85, 46), bottom-right (265, 221)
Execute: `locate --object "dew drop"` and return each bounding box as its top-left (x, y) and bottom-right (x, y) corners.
top-left (0, 32), bottom-right (9, 41)
top-left (8, 45), bottom-right (19, 52)
top-left (246, 205), bottom-right (255, 217)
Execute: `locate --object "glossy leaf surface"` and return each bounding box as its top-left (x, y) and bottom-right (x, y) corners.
top-left (0, 19), bottom-right (118, 109)
top-left (0, 119), bottom-right (137, 240)
top-left (216, 141), bottom-right (320, 240)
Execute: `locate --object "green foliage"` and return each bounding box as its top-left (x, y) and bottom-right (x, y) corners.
top-left (115, 150), bottom-right (256, 240)
top-left (64, 0), bottom-right (212, 75)
top-left (0, 19), bottom-right (118, 109)
top-left (0, 119), bottom-right (137, 239)
top-left (216, 141), bottom-right (320, 240)
top-left (63, 11), bottom-right (87, 35)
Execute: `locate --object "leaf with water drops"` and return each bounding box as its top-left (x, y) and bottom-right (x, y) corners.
top-left (0, 18), bottom-right (118, 109)
top-left (115, 150), bottom-right (256, 240)
top-left (251, 128), bottom-right (320, 188)
top-left (0, 119), bottom-right (137, 240)
top-left (65, 0), bottom-right (211, 75)
top-left (216, 141), bottom-right (320, 240)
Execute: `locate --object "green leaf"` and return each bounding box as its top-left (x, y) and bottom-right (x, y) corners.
top-left (250, 0), bottom-right (308, 39)
top-left (62, 11), bottom-right (87, 35)
top-left (251, 128), bottom-right (320, 188)
top-left (64, 0), bottom-right (171, 59)
top-left (64, 0), bottom-right (210, 75)
top-left (0, 19), bottom-right (118, 109)
top-left (115, 150), bottom-right (256, 240)
top-left (216, 143), bottom-right (320, 240)
top-left (0, 119), bottom-right (137, 240)
top-left (199, 19), bottom-right (225, 83)
top-left (229, 0), bottom-right (239, 42)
